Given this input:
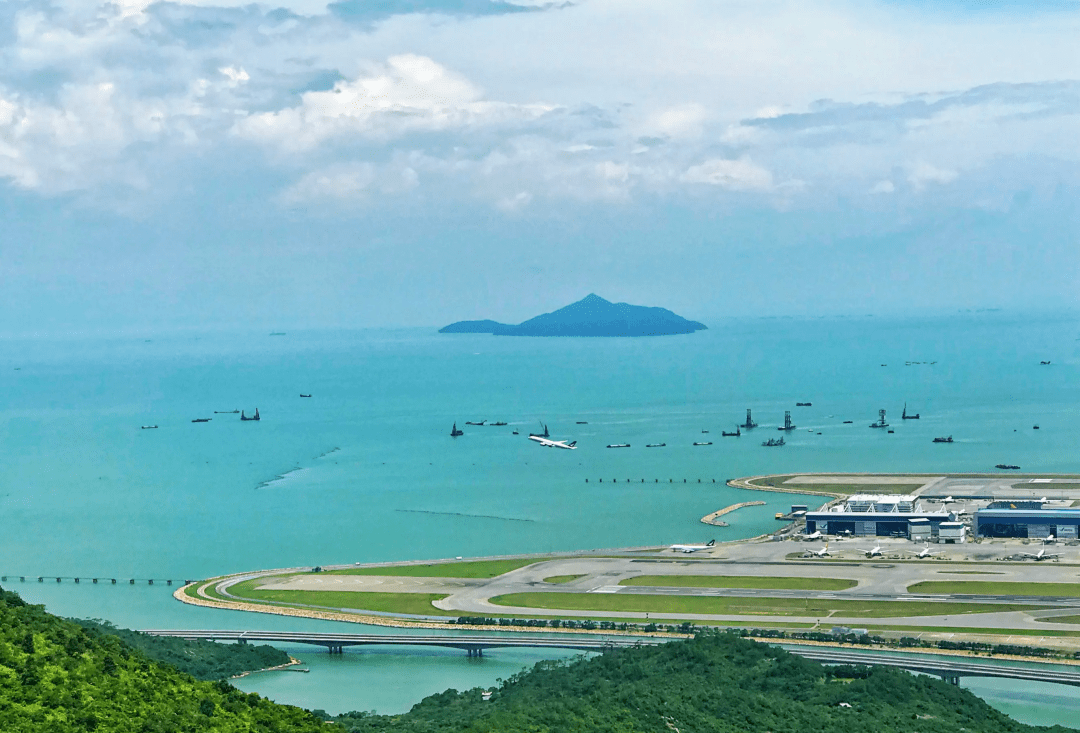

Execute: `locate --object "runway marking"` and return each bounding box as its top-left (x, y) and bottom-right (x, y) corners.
top-left (588, 586), bottom-right (623, 594)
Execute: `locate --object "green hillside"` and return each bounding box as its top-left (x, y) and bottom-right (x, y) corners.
top-left (2, 584), bottom-right (1065, 732)
top-left (0, 586), bottom-right (327, 733)
top-left (332, 633), bottom-right (1060, 733)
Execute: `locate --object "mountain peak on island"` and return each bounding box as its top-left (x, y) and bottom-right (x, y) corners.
top-left (439, 294), bottom-right (707, 337)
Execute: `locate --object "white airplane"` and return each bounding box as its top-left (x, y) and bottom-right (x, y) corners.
top-left (942, 496), bottom-right (954, 503)
top-left (804, 531), bottom-right (823, 540)
top-left (670, 539), bottom-right (716, 553)
top-left (1043, 534), bottom-right (1057, 544)
top-left (908, 543), bottom-right (944, 559)
top-left (860, 545), bottom-right (883, 557)
top-left (1023, 548), bottom-right (1060, 561)
top-left (804, 542), bottom-right (831, 558)
top-left (528, 435), bottom-right (577, 450)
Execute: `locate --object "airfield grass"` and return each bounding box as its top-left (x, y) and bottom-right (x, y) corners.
top-left (544, 575), bottom-right (586, 584)
top-left (324, 559), bottom-right (540, 579)
top-left (489, 593), bottom-right (1048, 619)
top-left (620, 575), bottom-right (857, 591)
top-left (909, 581), bottom-right (1080, 597)
top-left (230, 587), bottom-right (458, 616)
top-left (1035, 616), bottom-right (1080, 625)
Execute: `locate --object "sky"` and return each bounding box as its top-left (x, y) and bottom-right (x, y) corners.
top-left (0, 0), bottom-right (1078, 334)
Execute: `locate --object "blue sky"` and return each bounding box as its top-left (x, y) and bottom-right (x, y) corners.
top-left (1, 0), bottom-right (1078, 334)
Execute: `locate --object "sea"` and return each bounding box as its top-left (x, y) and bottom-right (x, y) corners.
top-left (2, 311), bottom-right (1079, 724)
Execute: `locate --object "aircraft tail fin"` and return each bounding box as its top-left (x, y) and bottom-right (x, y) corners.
top-left (707, 539), bottom-right (715, 546)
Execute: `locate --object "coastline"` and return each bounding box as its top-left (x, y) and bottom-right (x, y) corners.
top-left (700, 501), bottom-right (766, 525)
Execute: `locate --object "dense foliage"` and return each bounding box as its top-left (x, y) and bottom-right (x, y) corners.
top-left (72, 619), bottom-right (291, 681)
top-left (332, 631), bottom-right (1061, 733)
top-left (0, 586), bottom-right (329, 733)
top-left (1, 584), bottom-right (1068, 732)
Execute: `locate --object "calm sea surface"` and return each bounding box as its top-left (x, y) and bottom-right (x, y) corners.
top-left (2, 312), bottom-right (1079, 723)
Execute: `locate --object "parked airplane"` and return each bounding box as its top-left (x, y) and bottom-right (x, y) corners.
top-left (908, 543), bottom-right (944, 559)
top-left (528, 435), bottom-right (577, 450)
top-left (1022, 548), bottom-right (1060, 561)
top-left (860, 545), bottom-right (883, 557)
top-left (670, 540), bottom-right (716, 553)
top-left (1043, 534), bottom-right (1057, 544)
top-left (804, 542), bottom-right (831, 558)
top-left (804, 531), bottom-right (823, 540)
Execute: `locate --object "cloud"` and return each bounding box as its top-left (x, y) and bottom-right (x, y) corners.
top-left (907, 161), bottom-right (957, 190)
top-left (681, 158), bottom-right (773, 191)
top-left (236, 54), bottom-right (556, 151)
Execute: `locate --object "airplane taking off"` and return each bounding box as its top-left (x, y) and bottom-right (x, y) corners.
top-left (1023, 548), bottom-right (1060, 561)
top-left (670, 540), bottom-right (716, 553)
top-left (908, 543), bottom-right (944, 559)
top-left (528, 435), bottom-right (577, 450)
top-left (804, 542), bottom-right (830, 558)
top-left (860, 545), bottom-right (883, 557)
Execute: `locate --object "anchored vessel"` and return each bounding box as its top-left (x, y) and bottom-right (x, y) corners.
top-left (140, 425), bottom-right (158, 430)
top-left (607, 443), bottom-right (631, 448)
top-left (450, 423), bottom-right (463, 437)
top-left (191, 418), bottom-right (211, 423)
top-left (721, 426), bottom-right (741, 437)
top-left (646, 443), bottom-right (666, 448)
top-left (693, 441), bottom-right (713, 446)
top-left (741, 409), bottom-right (758, 429)
top-left (778, 411), bottom-right (796, 431)
top-left (995, 464), bottom-right (1021, 470)
top-left (902, 403), bottom-right (920, 419)
top-left (465, 419), bottom-right (486, 426)
top-left (240, 408), bottom-right (260, 422)
top-left (869, 409), bottom-right (888, 428)
top-left (933, 436), bottom-right (953, 443)
top-left (795, 402), bottom-right (812, 407)
top-left (529, 423), bottom-right (550, 438)
top-left (490, 421), bottom-right (508, 426)
top-left (762, 437), bottom-right (785, 447)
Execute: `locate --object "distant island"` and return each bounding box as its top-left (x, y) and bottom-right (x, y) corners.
top-left (440, 294), bottom-right (707, 337)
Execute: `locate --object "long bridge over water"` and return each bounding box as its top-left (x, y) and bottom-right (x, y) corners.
top-left (143, 630), bottom-right (1080, 685)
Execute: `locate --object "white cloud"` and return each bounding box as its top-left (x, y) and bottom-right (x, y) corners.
top-left (642, 103), bottom-right (707, 140)
top-left (870, 179), bottom-right (895, 194)
top-left (682, 158), bottom-right (773, 191)
top-left (236, 55), bottom-right (555, 151)
top-left (907, 161), bottom-right (958, 190)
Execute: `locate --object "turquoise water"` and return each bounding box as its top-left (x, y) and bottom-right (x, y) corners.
top-left (2, 312), bottom-right (1080, 720)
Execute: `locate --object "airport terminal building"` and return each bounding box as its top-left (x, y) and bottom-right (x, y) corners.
top-left (804, 494), bottom-right (961, 540)
top-left (973, 508), bottom-right (1080, 539)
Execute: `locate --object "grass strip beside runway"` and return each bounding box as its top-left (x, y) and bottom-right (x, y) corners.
top-left (326, 559), bottom-right (540, 579)
top-left (488, 593), bottom-right (1049, 619)
top-left (230, 588), bottom-right (457, 616)
top-left (909, 581), bottom-right (1080, 597)
top-left (620, 576), bottom-right (857, 590)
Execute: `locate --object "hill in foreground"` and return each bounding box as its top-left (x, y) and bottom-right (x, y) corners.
top-left (0, 585), bottom-right (1062, 733)
top-left (440, 294), bottom-right (707, 336)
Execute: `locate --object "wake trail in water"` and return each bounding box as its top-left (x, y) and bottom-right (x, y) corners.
top-left (395, 509), bottom-right (536, 523)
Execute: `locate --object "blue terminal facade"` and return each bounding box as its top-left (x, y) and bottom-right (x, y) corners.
top-left (973, 509), bottom-right (1080, 540)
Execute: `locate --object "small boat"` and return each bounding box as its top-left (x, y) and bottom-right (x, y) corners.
top-left (451, 423), bottom-right (463, 437)
top-left (300, 394), bottom-right (312, 398)
top-left (842, 420), bottom-right (853, 424)
top-left (191, 418), bottom-right (211, 423)
top-left (512, 430), bottom-right (519, 435)
top-left (607, 443), bottom-right (631, 448)
top-left (701, 429), bottom-right (709, 434)
top-left (576, 421), bottom-right (588, 425)
top-left (902, 403), bottom-right (920, 419)
top-left (465, 420), bottom-right (486, 426)
top-left (240, 408), bottom-right (261, 422)
top-left (1033, 425), bottom-right (1041, 430)
top-left (1041, 361), bottom-right (1051, 365)
top-left (141, 425), bottom-right (158, 430)
top-left (795, 402), bottom-right (812, 407)
top-left (721, 427), bottom-right (740, 437)
top-left (995, 464), bottom-right (1021, 470)
top-left (762, 437), bottom-right (785, 447)
top-left (491, 421), bottom-right (508, 426)
top-left (887, 430), bottom-right (895, 434)
top-left (214, 410), bottom-right (239, 414)
top-left (932, 436), bottom-right (953, 443)
top-left (693, 441), bottom-right (712, 446)
top-left (646, 443), bottom-right (666, 448)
